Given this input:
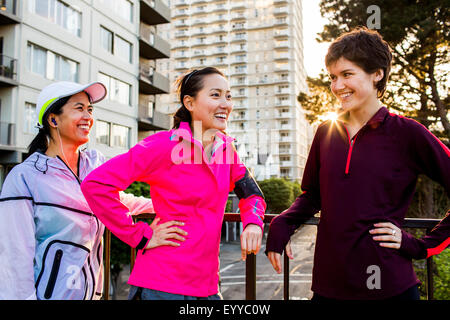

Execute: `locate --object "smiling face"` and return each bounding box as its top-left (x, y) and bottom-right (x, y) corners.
top-left (183, 73), bottom-right (233, 134)
top-left (328, 57), bottom-right (383, 114)
top-left (48, 91), bottom-right (93, 146)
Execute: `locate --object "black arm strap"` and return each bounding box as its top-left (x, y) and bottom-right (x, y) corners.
top-left (234, 169), bottom-right (265, 200)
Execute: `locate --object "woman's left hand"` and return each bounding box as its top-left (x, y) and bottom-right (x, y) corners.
top-left (370, 222), bottom-right (402, 249)
top-left (240, 224), bottom-right (263, 260)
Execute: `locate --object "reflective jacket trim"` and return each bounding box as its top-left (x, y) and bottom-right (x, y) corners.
top-left (34, 201), bottom-right (93, 217)
top-left (0, 196), bottom-right (33, 202)
top-left (0, 196), bottom-right (93, 217)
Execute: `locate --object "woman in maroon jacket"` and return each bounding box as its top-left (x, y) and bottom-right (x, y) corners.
top-left (266, 27), bottom-right (449, 300)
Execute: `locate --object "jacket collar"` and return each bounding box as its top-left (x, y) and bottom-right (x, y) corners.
top-left (27, 150), bottom-right (84, 174)
top-left (337, 106), bottom-right (388, 127)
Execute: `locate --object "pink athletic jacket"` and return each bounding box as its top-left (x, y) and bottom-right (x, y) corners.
top-left (81, 122), bottom-right (266, 296)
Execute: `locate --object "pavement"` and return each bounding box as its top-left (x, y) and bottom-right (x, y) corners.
top-left (112, 224), bottom-right (317, 300)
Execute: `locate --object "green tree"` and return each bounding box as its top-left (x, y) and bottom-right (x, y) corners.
top-left (318, 0), bottom-right (449, 141)
top-left (258, 178), bottom-right (302, 214)
top-left (297, 73), bottom-right (337, 124)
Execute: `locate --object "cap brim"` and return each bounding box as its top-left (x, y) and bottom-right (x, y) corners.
top-left (81, 82), bottom-right (107, 104)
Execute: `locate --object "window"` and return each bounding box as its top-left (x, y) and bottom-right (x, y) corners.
top-left (101, 26), bottom-right (133, 63)
top-left (111, 124), bottom-right (130, 148)
top-left (98, 72), bottom-right (131, 106)
top-left (96, 120), bottom-right (110, 145)
top-left (115, 36), bottom-right (132, 63)
top-left (27, 43), bottom-right (79, 82)
top-left (99, 0), bottom-right (133, 23)
top-left (30, 0), bottom-right (81, 36)
top-left (27, 44), bottom-right (46, 77)
top-left (24, 103), bottom-right (38, 134)
top-left (100, 26), bottom-right (113, 53)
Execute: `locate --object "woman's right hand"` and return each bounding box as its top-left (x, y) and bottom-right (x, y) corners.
top-left (267, 241), bottom-right (293, 274)
top-left (145, 217), bottom-right (188, 249)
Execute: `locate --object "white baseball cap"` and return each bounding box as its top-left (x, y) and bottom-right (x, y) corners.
top-left (37, 81), bottom-right (107, 126)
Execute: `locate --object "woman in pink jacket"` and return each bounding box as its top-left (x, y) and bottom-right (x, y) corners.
top-left (81, 67), bottom-right (266, 300)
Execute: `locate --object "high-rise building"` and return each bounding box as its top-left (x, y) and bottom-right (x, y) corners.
top-left (160, 0), bottom-right (310, 181)
top-left (0, 0), bottom-right (171, 190)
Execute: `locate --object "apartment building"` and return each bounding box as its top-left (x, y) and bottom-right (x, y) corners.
top-left (160, 0), bottom-right (310, 181)
top-left (0, 0), bottom-right (171, 190)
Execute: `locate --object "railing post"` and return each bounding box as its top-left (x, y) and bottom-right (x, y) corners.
top-left (103, 229), bottom-right (111, 300)
top-left (131, 247), bottom-right (136, 273)
top-left (245, 253), bottom-right (256, 300)
top-left (426, 227), bottom-right (434, 300)
top-left (283, 252), bottom-right (289, 300)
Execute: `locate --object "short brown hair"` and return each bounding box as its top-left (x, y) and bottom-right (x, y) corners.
top-left (325, 27), bottom-right (392, 98)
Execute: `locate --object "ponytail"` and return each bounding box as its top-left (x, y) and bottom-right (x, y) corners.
top-left (27, 128), bottom-right (50, 157)
top-left (173, 105), bottom-right (192, 129)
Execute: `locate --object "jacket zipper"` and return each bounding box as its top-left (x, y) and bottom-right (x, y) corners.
top-left (57, 154), bottom-right (82, 185)
top-left (344, 126), bottom-right (359, 175)
top-left (44, 249), bottom-right (63, 299)
top-left (345, 138), bottom-right (355, 174)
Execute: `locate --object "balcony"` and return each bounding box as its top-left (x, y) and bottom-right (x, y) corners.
top-left (174, 30), bottom-right (189, 38)
top-left (275, 99), bottom-right (291, 107)
top-left (274, 29), bottom-right (290, 38)
top-left (174, 0), bottom-right (189, 7)
top-left (231, 2), bottom-right (247, 10)
top-left (274, 41), bottom-right (290, 49)
top-left (138, 65), bottom-right (170, 94)
top-left (139, 27), bottom-right (170, 59)
top-left (0, 55), bottom-right (18, 87)
top-left (273, 6), bottom-right (289, 16)
top-left (278, 148), bottom-right (292, 155)
top-left (0, 0), bottom-right (20, 25)
top-left (140, 0), bottom-right (170, 25)
top-left (276, 111), bottom-right (293, 119)
top-left (0, 121), bottom-right (15, 148)
top-left (138, 106), bottom-right (171, 131)
top-left (102, 214), bottom-right (441, 300)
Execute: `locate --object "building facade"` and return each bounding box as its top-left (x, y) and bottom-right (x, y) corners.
top-left (160, 0), bottom-right (310, 181)
top-left (0, 0), bottom-right (171, 190)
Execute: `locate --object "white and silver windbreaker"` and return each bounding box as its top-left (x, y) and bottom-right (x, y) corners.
top-left (0, 150), bottom-right (154, 300)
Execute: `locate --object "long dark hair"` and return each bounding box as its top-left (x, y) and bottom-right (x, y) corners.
top-left (173, 67), bottom-right (225, 129)
top-left (27, 96), bottom-right (70, 157)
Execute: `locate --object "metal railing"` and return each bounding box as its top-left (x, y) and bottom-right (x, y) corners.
top-left (0, 55), bottom-right (17, 80)
top-left (102, 213), bottom-right (440, 300)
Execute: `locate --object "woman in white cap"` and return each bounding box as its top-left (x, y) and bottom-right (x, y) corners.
top-left (0, 81), bottom-right (172, 300)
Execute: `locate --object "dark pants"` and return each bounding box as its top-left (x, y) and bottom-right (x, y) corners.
top-left (128, 285), bottom-right (223, 300)
top-left (311, 285), bottom-right (420, 301)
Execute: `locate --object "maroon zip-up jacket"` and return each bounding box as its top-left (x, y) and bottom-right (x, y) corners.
top-left (266, 107), bottom-right (450, 300)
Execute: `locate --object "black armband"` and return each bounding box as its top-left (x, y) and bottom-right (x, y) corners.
top-left (234, 169), bottom-right (265, 200)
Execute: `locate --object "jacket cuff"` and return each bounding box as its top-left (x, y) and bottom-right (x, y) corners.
top-left (399, 230), bottom-right (427, 260)
top-left (135, 226), bottom-right (153, 250)
top-left (242, 215), bottom-right (264, 231)
top-left (264, 216), bottom-right (291, 256)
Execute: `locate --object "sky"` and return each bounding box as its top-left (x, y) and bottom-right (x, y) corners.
top-left (301, 0), bottom-right (330, 78)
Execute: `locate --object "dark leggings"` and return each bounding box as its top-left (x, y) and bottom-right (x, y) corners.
top-left (311, 285), bottom-right (420, 301)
